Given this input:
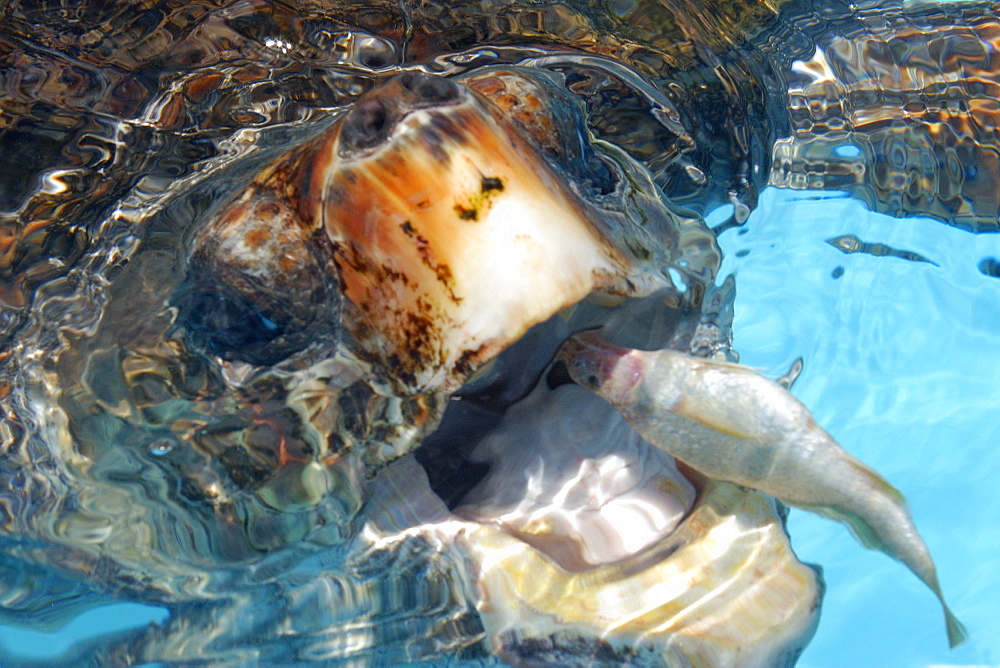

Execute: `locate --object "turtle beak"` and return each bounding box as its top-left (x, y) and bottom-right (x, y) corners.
top-left (185, 71), bottom-right (710, 393)
top-left (311, 72), bottom-right (636, 393)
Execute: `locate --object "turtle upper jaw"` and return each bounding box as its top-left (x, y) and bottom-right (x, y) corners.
top-left (312, 72), bottom-right (641, 393)
top-left (183, 70), bottom-right (707, 395)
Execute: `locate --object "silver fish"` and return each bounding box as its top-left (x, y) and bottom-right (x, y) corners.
top-left (560, 331), bottom-right (968, 648)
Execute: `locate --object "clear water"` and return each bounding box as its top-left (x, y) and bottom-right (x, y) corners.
top-left (2, 0), bottom-right (999, 665)
top-left (715, 189), bottom-right (1000, 667)
top-left (3, 188), bottom-right (996, 666)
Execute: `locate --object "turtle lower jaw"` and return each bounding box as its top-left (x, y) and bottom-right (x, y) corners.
top-left (364, 370), bottom-right (823, 666)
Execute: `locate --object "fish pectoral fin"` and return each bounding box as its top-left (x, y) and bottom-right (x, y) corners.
top-left (799, 501), bottom-right (886, 553)
top-left (794, 459), bottom-right (906, 553)
top-left (671, 396), bottom-right (756, 440)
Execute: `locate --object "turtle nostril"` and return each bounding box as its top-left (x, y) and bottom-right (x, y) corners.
top-left (339, 74), bottom-right (463, 155)
top-left (399, 71), bottom-right (460, 104)
top-left (356, 98), bottom-right (388, 134)
top-left (340, 97), bottom-right (392, 153)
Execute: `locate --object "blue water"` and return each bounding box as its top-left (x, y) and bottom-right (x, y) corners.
top-left (2, 188), bottom-right (997, 665)
top-left (715, 188), bottom-right (1000, 667)
top-left (0, 604), bottom-right (167, 660)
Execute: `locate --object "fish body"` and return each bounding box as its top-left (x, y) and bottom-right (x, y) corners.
top-left (560, 332), bottom-right (968, 648)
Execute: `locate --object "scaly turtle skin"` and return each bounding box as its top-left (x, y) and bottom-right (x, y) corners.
top-left (0, 0), bottom-right (995, 665)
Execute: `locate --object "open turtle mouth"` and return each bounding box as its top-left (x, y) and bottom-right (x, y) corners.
top-left (34, 69), bottom-right (817, 665)
top-left (362, 300), bottom-right (822, 666)
top-left (412, 286), bottom-right (701, 562)
top-left (169, 68), bottom-right (819, 663)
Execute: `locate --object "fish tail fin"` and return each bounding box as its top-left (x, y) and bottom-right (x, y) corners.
top-left (942, 601), bottom-right (969, 648)
top-left (925, 570), bottom-right (969, 649)
top-left (803, 478), bottom-right (968, 650)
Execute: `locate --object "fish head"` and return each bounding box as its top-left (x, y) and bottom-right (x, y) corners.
top-left (557, 330), bottom-right (645, 400)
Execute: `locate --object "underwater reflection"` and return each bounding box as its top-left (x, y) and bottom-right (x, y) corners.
top-left (0, 0), bottom-right (997, 664)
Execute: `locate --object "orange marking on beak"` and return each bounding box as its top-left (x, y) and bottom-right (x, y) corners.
top-left (315, 91), bottom-right (628, 391)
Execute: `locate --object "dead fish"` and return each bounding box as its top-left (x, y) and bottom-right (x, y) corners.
top-left (559, 331), bottom-right (968, 648)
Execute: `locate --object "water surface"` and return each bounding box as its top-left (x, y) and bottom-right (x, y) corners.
top-left (1, 0), bottom-right (998, 665)
top-left (716, 189), bottom-right (1000, 668)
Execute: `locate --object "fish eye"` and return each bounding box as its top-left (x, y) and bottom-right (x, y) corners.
top-left (339, 97), bottom-right (392, 153)
top-left (399, 71), bottom-right (461, 104)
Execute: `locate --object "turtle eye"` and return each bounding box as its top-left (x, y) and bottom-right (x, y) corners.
top-left (173, 192), bottom-right (339, 367)
top-left (585, 154), bottom-right (619, 197)
top-left (399, 71), bottom-right (461, 104)
top-left (339, 97), bottom-right (392, 153)
top-left (173, 282), bottom-right (289, 366)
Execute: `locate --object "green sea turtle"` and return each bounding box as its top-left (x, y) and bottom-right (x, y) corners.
top-left (0, 0), bottom-right (995, 664)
